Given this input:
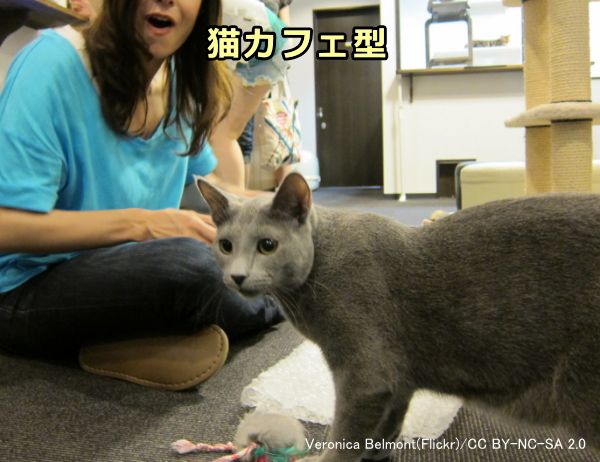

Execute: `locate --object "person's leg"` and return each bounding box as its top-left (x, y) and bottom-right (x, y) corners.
top-left (210, 74), bottom-right (271, 189)
top-left (274, 163), bottom-right (293, 187)
top-left (0, 237), bottom-right (282, 357)
top-left (238, 116), bottom-right (255, 162)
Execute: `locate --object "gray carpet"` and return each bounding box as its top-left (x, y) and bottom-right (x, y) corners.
top-left (0, 323), bottom-right (309, 462)
top-left (1, 189), bottom-right (598, 461)
top-left (393, 406), bottom-right (598, 461)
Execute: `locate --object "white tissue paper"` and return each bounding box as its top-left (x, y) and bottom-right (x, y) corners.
top-left (241, 340), bottom-right (463, 440)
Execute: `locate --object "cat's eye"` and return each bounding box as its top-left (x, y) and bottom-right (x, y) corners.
top-left (219, 239), bottom-right (233, 254)
top-left (257, 238), bottom-right (278, 255)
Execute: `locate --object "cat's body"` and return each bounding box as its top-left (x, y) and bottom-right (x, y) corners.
top-left (472, 34), bottom-right (510, 48)
top-left (199, 174), bottom-right (600, 462)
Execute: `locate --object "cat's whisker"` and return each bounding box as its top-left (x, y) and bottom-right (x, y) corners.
top-left (208, 284), bottom-right (238, 327)
top-left (274, 291), bottom-right (295, 322)
top-left (274, 289), bottom-right (300, 326)
top-left (302, 280), bottom-right (318, 299)
top-left (307, 279), bottom-right (327, 298)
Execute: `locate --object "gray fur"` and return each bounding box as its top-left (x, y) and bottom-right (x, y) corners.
top-left (198, 174), bottom-right (600, 462)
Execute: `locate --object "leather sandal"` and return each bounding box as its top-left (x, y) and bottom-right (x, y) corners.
top-left (79, 325), bottom-right (229, 391)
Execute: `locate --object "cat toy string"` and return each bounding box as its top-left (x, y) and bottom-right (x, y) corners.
top-left (171, 439), bottom-right (306, 461)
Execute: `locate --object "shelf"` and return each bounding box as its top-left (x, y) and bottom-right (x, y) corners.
top-left (0, 0), bottom-right (87, 29)
top-left (505, 102), bottom-right (600, 128)
top-left (398, 64), bottom-right (523, 77)
top-left (399, 64), bottom-right (523, 103)
top-left (0, 0), bottom-right (87, 46)
top-left (504, 0), bottom-right (600, 5)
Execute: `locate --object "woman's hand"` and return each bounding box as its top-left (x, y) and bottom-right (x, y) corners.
top-left (138, 209), bottom-right (216, 244)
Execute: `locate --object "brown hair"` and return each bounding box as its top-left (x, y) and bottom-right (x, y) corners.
top-left (83, 0), bottom-right (232, 155)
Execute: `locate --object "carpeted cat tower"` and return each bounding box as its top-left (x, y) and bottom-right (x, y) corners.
top-left (503, 0), bottom-right (600, 194)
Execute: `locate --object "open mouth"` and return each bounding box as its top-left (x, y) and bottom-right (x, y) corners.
top-left (146, 14), bottom-right (174, 29)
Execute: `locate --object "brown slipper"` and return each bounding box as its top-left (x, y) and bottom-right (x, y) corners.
top-left (79, 325), bottom-right (229, 391)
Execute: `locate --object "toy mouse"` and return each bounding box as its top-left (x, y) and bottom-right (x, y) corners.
top-left (172, 411), bottom-right (307, 461)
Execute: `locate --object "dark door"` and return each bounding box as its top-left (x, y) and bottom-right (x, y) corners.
top-left (314, 6), bottom-right (384, 187)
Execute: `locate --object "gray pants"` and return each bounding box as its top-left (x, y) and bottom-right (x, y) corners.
top-left (0, 237), bottom-right (283, 357)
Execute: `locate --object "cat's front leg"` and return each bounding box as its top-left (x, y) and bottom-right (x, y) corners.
top-left (307, 373), bottom-right (410, 462)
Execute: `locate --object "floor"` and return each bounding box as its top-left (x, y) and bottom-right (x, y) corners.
top-left (312, 187), bottom-right (457, 226)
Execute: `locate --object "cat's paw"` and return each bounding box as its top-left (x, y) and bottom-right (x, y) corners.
top-left (422, 209), bottom-right (452, 226)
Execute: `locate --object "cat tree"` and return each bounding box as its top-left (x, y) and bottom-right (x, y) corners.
top-left (503, 0), bottom-right (600, 193)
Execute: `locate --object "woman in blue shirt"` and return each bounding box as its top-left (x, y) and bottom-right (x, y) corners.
top-left (0, 0), bottom-right (282, 390)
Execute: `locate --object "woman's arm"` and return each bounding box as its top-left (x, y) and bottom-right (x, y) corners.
top-left (208, 74), bottom-right (271, 192)
top-left (203, 173), bottom-right (268, 198)
top-left (70, 0), bottom-right (98, 21)
top-left (0, 207), bottom-right (216, 254)
top-left (278, 6), bottom-right (291, 25)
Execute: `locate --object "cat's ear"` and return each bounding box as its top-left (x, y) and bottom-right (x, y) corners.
top-left (271, 172), bottom-right (312, 224)
top-left (196, 177), bottom-right (231, 226)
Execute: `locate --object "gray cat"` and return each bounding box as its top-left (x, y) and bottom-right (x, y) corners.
top-left (198, 173), bottom-right (600, 462)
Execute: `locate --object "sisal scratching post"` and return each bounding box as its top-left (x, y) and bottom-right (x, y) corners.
top-left (526, 127), bottom-right (552, 193)
top-left (549, 0), bottom-right (592, 192)
top-left (551, 121), bottom-right (593, 192)
top-left (523, 0), bottom-right (551, 194)
top-left (504, 0), bottom-right (600, 194)
top-left (549, 0), bottom-right (591, 103)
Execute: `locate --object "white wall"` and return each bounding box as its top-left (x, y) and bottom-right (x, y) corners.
top-left (399, 73), bottom-right (600, 194)
top-left (397, 2), bottom-right (600, 195)
top-left (399, 71), bottom-right (526, 194)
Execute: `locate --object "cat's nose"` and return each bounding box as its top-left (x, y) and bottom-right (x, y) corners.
top-left (231, 275), bottom-right (246, 287)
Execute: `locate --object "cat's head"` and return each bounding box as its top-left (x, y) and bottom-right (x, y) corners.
top-left (197, 173), bottom-right (316, 296)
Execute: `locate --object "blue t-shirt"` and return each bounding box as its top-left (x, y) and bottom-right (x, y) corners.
top-left (0, 30), bottom-right (217, 293)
